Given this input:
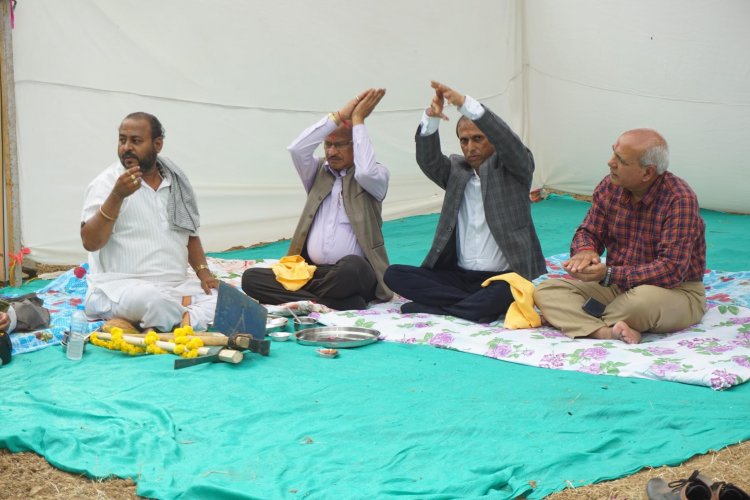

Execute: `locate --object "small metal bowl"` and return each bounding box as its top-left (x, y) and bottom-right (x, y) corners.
top-left (268, 331), bottom-right (290, 342)
top-left (316, 348), bottom-right (338, 358)
top-left (266, 315), bottom-right (288, 334)
top-left (61, 331), bottom-right (86, 351)
top-left (61, 331), bottom-right (88, 354)
top-left (294, 317), bottom-right (319, 332)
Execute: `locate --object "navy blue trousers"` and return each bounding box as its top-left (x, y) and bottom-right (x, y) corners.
top-left (383, 264), bottom-right (514, 323)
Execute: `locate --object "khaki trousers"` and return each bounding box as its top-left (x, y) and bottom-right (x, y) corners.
top-left (533, 279), bottom-right (706, 338)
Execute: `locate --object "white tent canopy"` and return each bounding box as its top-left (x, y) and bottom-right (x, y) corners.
top-left (8, 0), bottom-right (750, 265)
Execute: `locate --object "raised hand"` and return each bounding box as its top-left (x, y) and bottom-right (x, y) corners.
top-left (430, 81), bottom-right (466, 108)
top-left (113, 166), bottom-right (143, 199)
top-left (352, 88), bottom-right (386, 125)
top-left (426, 88), bottom-right (448, 121)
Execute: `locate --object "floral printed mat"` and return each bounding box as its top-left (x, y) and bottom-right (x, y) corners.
top-left (7, 255), bottom-right (750, 390)
top-left (215, 254), bottom-right (750, 390)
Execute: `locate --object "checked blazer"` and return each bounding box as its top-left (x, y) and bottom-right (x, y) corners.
top-left (415, 106), bottom-right (546, 281)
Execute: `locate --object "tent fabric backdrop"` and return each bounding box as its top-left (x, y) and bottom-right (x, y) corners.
top-left (10, 0), bottom-right (750, 265)
top-left (10, 0), bottom-right (522, 264)
top-left (524, 0), bottom-right (750, 214)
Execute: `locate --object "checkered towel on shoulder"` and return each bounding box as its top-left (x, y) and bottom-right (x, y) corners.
top-left (158, 155), bottom-right (200, 235)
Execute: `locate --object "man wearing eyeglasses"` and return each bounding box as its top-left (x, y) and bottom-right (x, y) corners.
top-left (242, 89), bottom-right (392, 310)
top-left (384, 81), bottom-right (545, 323)
top-left (534, 129), bottom-right (706, 344)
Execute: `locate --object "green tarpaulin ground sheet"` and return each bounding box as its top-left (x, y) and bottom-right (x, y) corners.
top-left (2, 194), bottom-right (749, 499)
top-left (212, 194), bottom-right (750, 272)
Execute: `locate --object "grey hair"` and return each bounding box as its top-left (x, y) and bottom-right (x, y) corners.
top-left (456, 115), bottom-right (471, 136)
top-left (639, 143), bottom-right (669, 174)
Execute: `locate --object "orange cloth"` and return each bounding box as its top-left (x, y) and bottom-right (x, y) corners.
top-left (481, 272), bottom-right (541, 329)
top-left (271, 255), bottom-right (317, 291)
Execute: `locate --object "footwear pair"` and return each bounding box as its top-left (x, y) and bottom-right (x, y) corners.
top-left (647, 469), bottom-right (750, 500)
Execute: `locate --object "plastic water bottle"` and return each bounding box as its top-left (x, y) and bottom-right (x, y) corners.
top-left (67, 304), bottom-right (87, 361)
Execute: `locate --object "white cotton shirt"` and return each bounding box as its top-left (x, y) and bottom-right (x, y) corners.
top-left (81, 161), bottom-right (194, 301)
top-left (456, 173), bottom-right (509, 271)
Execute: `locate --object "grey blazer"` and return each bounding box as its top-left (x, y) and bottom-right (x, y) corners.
top-left (415, 106), bottom-right (546, 281)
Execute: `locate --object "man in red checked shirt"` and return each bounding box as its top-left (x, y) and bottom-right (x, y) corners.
top-left (534, 129), bottom-right (706, 344)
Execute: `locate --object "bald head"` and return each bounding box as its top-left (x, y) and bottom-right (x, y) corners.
top-left (620, 128), bottom-right (669, 174)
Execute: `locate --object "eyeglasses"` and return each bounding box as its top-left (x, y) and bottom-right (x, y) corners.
top-left (323, 141), bottom-right (352, 151)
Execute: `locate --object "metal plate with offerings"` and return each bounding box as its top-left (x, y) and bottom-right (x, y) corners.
top-left (295, 326), bottom-right (379, 348)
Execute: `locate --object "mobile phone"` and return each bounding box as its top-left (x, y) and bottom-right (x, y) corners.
top-left (582, 297), bottom-right (606, 318)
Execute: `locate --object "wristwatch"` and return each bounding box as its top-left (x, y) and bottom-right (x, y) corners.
top-left (599, 266), bottom-right (613, 287)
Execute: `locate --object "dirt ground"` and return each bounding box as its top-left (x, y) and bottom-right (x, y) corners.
top-left (1, 441), bottom-right (748, 499)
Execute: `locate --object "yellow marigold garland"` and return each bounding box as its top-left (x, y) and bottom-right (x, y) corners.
top-left (90, 328), bottom-right (123, 350)
top-left (90, 325), bottom-right (205, 358)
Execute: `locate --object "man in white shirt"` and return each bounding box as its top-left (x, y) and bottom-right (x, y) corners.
top-left (81, 112), bottom-right (218, 332)
top-left (242, 89), bottom-right (392, 310)
top-left (384, 82), bottom-right (545, 323)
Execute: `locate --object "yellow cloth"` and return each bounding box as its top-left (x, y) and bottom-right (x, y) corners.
top-left (271, 255), bottom-right (317, 291)
top-left (481, 272), bottom-right (541, 329)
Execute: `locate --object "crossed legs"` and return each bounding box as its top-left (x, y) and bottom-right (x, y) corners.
top-left (87, 282), bottom-right (217, 332)
top-left (383, 264), bottom-right (514, 324)
top-left (242, 255), bottom-right (377, 311)
top-left (533, 278), bottom-right (707, 344)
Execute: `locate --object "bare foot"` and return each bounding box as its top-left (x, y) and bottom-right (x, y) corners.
top-left (588, 323), bottom-right (642, 344)
top-left (612, 321), bottom-right (642, 344)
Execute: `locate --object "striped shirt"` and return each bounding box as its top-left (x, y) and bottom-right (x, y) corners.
top-left (571, 172), bottom-right (706, 290)
top-left (82, 161), bottom-right (193, 300)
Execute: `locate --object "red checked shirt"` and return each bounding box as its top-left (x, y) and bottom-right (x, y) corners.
top-left (571, 172), bottom-right (706, 290)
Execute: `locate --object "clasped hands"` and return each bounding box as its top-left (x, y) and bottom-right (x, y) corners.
top-left (426, 80), bottom-right (466, 121)
top-left (337, 88), bottom-right (386, 126)
top-left (563, 250), bottom-right (607, 282)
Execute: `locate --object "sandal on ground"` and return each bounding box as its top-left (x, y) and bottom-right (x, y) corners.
top-left (711, 480), bottom-right (750, 500)
top-left (646, 470), bottom-right (713, 500)
top-left (647, 470), bottom-right (750, 500)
